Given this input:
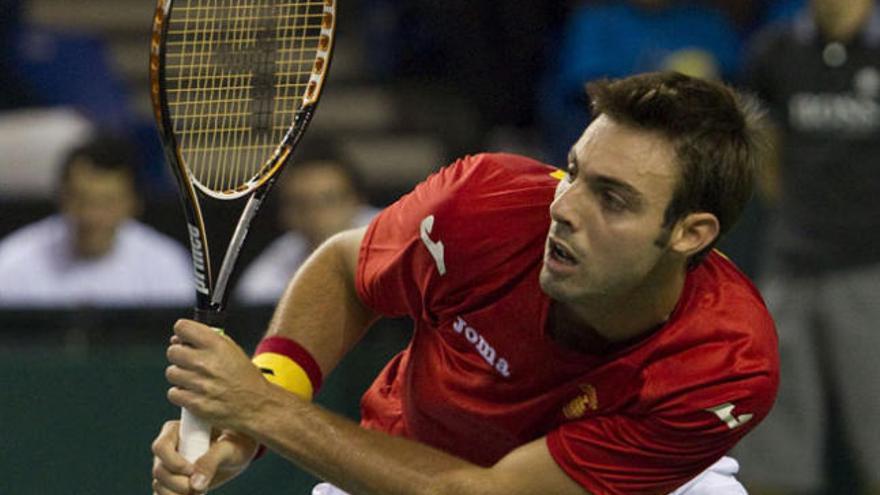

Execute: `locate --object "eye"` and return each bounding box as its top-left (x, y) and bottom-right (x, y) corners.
top-left (565, 161), bottom-right (578, 182)
top-left (599, 189), bottom-right (628, 212)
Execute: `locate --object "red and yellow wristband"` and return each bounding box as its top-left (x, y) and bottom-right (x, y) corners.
top-left (250, 336), bottom-right (323, 460)
top-left (252, 336), bottom-right (323, 400)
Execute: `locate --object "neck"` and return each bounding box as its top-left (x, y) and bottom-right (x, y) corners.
top-left (553, 257), bottom-right (686, 351)
top-left (74, 242), bottom-right (113, 259)
top-left (72, 230), bottom-right (116, 259)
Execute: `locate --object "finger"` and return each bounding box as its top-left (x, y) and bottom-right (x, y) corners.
top-left (167, 386), bottom-right (204, 411)
top-left (189, 447), bottom-right (224, 492)
top-left (152, 477), bottom-right (175, 495)
top-left (166, 342), bottom-right (202, 371)
top-left (151, 421), bottom-right (195, 476)
top-left (173, 319), bottom-right (221, 349)
top-left (152, 462), bottom-right (193, 494)
top-left (152, 478), bottom-right (188, 495)
top-left (165, 365), bottom-right (207, 393)
top-left (190, 435), bottom-right (250, 492)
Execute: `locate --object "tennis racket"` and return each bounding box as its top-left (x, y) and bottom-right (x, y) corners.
top-left (149, 0), bottom-right (336, 464)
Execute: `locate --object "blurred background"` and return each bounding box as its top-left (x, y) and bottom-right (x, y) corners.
top-left (0, 0), bottom-right (874, 493)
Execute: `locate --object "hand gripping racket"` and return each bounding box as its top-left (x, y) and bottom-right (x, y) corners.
top-left (149, 0), bottom-right (336, 465)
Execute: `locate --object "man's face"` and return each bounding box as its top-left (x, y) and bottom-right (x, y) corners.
top-left (539, 115), bottom-right (680, 304)
top-left (60, 158), bottom-right (137, 258)
top-left (278, 161), bottom-right (359, 246)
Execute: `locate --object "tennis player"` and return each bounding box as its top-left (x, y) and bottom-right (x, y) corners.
top-left (151, 72), bottom-right (778, 495)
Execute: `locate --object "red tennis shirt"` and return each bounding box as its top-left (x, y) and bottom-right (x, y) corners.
top-left (355, 153), bottom-right (779, 494)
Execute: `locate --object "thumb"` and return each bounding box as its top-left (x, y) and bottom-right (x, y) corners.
top-left (189, 441), bottom-right (230, 492)
top-left (190, 434), bottom-right (253, 492)
top-left (190, 468), bottom-right (213, 493)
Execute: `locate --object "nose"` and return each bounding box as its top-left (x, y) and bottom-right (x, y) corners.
top-left (549, 180), bottom-right (576, 230)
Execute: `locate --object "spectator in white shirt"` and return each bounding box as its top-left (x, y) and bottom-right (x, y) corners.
top-left (0, 135), bottom-right (194, 307)
top-left (236, 141), bottom-right (378, 305)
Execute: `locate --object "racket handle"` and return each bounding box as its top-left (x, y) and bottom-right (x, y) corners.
top-left (178, 310), bottom-right (224, 469)
top-left (179, 406), bottom-right (212, 463)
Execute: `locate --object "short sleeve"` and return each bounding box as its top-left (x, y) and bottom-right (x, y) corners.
top-left (547, 411), bottom-right (735, 495)
top-left (355, 155), bottom-right (480, 318)
top-left (355, 153), bottom-right (557, 320)
top-left (547, 371), bottom-right (776, 495)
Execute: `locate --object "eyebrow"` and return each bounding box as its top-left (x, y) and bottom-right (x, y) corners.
top-left (567, 148), bottom-right (644, 202)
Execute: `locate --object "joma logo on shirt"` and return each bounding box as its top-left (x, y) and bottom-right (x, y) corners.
top-left (453, 316), bottom-right (511, 378)
top-left (420, 215), bottom-right (446, 275)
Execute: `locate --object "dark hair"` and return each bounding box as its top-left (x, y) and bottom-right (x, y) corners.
top-left (587, 71), bottom-right (766, 267)
top-left (59, 134), bottom-right (139, 187)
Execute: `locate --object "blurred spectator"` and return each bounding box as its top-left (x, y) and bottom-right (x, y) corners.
top-left (540, 0), bottom-right (743, 165)
top-left (734, 1), bottom-right (880, 494)
top-left (0, 135), bottom-right (193, 308)
top-left (235, 141), bottom-right (378, 305)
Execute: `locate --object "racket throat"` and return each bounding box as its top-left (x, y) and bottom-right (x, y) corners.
top-left (186, 222), bottom-right (211, 296)
top-left (210, 194), bottom-right (265, 307)
top-left (194, 307), bottom-right (227, 328)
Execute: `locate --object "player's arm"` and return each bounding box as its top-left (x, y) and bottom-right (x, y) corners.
top-left (242, 391), bottom-right (588, 495)
top-left (262, 225), bottom-right (380, 377)
top-left (152, 227), bottom-right (379, 494)
top-left (162, 340), bottom-right (588, 495)
top-left (158, 368), bottom-right (587, 495)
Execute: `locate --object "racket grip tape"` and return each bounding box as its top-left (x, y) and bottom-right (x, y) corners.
top-left (177, 323), bottom-right (226, 471)
top-left (179, 406), bottom-right (212, 463)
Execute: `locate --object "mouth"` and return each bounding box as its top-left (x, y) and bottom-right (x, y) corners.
top-left (547, 237), bottom-right (577, 266)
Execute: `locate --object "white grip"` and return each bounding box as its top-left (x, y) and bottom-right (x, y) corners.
top-left (179, 406), bottom-right (212, 463)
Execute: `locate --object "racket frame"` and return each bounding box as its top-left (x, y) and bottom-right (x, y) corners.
top-left (150, 0), bottom-right (336, 316)
top-left (148, 0), bottom-right (337, 465)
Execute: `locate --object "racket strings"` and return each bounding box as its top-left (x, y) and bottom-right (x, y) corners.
top-left (164, 0), bottom-right (329, 194)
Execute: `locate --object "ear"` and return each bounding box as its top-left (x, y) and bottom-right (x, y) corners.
top-left (669, 212), bottom-right (719, 258)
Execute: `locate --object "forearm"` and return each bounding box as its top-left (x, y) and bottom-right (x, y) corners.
top-left (241, 387), bottom-right (491, 495)
top-left (263, 228), bottom-right (378, 376)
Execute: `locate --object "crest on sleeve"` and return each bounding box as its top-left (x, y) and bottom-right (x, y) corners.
top-left (563, 383), bottom-right (599, 420)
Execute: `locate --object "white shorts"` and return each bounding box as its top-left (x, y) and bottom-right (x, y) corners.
top-left (311, 455), bottom-right (746, 495)
top-left (669, 456), bottom-right (746, 495)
